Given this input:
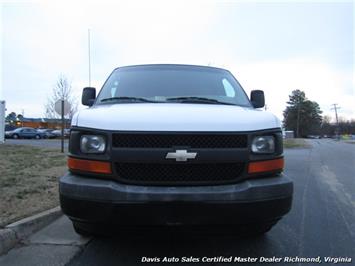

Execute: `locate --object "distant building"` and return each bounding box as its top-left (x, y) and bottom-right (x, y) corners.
top-left (282, 129), bottom-right (294, 139)
top-left (6, 117), bottom-right (71, 129)
top-left (285, 131), bottom-right (294, 139)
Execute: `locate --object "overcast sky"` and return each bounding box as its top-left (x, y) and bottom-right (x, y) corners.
top-left (0, 0), bottom-right (354, 122)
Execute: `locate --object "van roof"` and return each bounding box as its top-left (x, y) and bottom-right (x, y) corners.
top-left (114, 64), bottom-right (230, 73)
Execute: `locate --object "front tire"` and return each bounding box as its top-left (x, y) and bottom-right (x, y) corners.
top-left (13, 134), bottom-right (19, 139)
top-left (239, 221), bottom-right (278, 236)
top-left (73, 222), bottom-right (92, 237)
top-left (72, 221), bottom-right (112, 237)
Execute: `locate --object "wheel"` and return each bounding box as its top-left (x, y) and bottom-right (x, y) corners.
top-left (35, 134), bottom-right (41, 139)
top-left (72, 221), bottom-right (105, 237)
top-left (13, 134), bottom-right (19, 139)
top-left (73, 222), bottom-right (92, 237)
top-left (72, 221), bottom-right (111, 237)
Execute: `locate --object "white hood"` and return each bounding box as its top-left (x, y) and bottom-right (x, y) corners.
top-left (72, 103), bottom-right (281, 132)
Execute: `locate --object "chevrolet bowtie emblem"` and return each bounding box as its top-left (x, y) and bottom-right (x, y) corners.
top-left (165, 150), bottom-right (197, 162)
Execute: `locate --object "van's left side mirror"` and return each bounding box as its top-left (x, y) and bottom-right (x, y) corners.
top-left (82, 87), bottom-right (96, 106)
top-left (250, 90), bottom-right (265, 108)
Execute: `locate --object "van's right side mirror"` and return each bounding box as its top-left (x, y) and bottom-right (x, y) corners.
top-left (250, 90), bottom-right (265, 108)
top-left (82, 87), bottom-right (96, 106)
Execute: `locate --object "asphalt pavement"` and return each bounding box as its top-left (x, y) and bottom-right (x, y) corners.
top-left (0, 139), bottom-right (354, 265)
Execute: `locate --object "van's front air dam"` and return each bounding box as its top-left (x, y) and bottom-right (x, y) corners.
top-left (59, 172), bottom-right (293, 225)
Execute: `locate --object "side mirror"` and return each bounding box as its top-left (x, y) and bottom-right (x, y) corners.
top-left (250, 90), bottom-right (265, 108)
top-left (82, 87), bottom-right (96, 106)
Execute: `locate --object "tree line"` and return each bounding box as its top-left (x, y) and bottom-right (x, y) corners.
top-left (283, 89), bottom-right (355, 137)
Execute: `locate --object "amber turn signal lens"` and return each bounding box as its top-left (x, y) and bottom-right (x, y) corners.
top-left (68, 157), bottom-right (112, 174)
top-left (248, 158), bottom-right (284, 174)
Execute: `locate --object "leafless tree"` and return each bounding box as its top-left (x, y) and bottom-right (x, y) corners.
top-left (44, 75), bottom-right (78, 119)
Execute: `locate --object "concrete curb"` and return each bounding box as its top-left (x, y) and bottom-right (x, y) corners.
top-left (0, 206), bottom-right (62, 255)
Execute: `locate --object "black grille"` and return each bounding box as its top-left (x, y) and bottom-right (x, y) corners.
top-left (115, 163), bottom-right (245, 185)
top-left (112, 133), bottom-right (247, 148)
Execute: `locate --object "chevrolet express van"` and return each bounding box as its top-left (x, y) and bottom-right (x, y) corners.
top-left (59, 64), bottom-right (293, 235)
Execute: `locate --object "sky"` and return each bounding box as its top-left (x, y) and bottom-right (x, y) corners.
top-left (0, 0), bottom-right (354, 122)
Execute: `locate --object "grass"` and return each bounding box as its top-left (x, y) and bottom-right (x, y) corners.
top-left (283, 138), bottom-right (310, 149)
top-left (0, 144), bottom-right (67, 227)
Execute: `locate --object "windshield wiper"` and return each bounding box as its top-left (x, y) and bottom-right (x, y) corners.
top-left (100, 96), bottom-right (159, 103)
top-left (166, 96), bottom-right (236, 106)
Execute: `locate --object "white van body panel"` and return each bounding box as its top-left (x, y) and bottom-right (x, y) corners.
top-left (73, 103), bottom-right (280, 131)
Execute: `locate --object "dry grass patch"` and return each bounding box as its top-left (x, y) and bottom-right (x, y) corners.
top-left (283, 138), bottom-right (310, 149)
top-left (0, 144), bottom-right (67, 227)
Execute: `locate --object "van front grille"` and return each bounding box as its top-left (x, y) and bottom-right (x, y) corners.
top-left (112, 133), bottom-right (247, 149)
top-left (114, 162), bottom-right (245, 185)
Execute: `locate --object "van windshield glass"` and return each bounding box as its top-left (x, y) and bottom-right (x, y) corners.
top-left (96, 66), bottom-right (251, 107)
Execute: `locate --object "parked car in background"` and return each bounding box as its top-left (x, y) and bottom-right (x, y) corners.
top-left (306, 135), bottom-right (321, 139)
top-left (36, 128), bottom-right (57, 139)
top-left (5, 127), bottom-right (46, 139)
top-left (51, 130), bottom-right (61, 138)
top-left (52, 129), bottom-right (70, 138)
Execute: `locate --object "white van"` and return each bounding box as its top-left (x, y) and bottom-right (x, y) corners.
top-left (59, 64), bottom-right (293, 235)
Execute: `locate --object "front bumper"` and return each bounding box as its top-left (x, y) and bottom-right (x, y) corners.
top-left (59, 173), bottom-right (293, 225)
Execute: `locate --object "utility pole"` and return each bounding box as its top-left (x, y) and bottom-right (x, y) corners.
top-left (331, 104), bottom-right (341, 139)
top-left (331, 104), bottom-right (340, 125)
top-left (61, 99), bottom-right (64, 153)
top-left (296, 102), bottom-right (301, 138)
top-left (0, 101), bottom-right (5, 144)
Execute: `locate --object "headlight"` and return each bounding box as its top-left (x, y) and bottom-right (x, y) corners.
top-left (251, 136), bottom-right (275, 154)
top-left (80, 135), bottom-right (106, 153)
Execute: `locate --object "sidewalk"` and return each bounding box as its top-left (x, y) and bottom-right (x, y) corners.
top-left (0, 216), bottom-right (91, 266)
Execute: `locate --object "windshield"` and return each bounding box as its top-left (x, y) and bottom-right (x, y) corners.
top-left (95, 65), bottom-right (252, 107)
